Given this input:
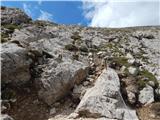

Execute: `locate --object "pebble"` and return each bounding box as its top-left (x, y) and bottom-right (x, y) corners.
top-left (67, 112), bottom-right (79, 119)
top-left (148, 81), bottom-right (155, 87)
top-left (126, 53), bottom-right (134, 59)
top-left (120, 66), bottom-right (126, 73)
top-left (83, 81), bottom-right (90, 86)
top-left (88, 52), bottom-right (93, 57)
top-left (50, 107), bottom-right (56, 115)
top-left (149, 113), bottom-right (156, 118)
top-left (128, 59), bottom-right (135, 64)
top-left (128, 66), bottom-right (138, 76)
top-left (86, 77), bottom-right (94, 82)
top-left (1, 105), bottom-right (7, 112)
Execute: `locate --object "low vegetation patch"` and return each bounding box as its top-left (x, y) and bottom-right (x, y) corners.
top-left (1, 24), bottom-right (22, 43)
top-left (34, 20), bottom-right (57, 27)
top-left (3, 24), bottom-right (21, 32)
top-left (1, 32), bottom-right (10, 43)
top-left (65, 44), bottom-right (78, 51)
top-left (2, 88), bottom-right (16, 100)
top-left (71, 32), bottom-right (81, 41)
top-left (72, 54), bottom-right (79, 60)
top-left (109, 57), bottom-right (130, 68)
top-left (79, 45), bottom-right (88, 52)
top-left (137, 69), bottom-right (158, 89)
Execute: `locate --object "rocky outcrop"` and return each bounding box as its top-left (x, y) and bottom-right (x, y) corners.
top-left (1, 6), bottom-right (31, 25)
top-left (37, 59), bottom-right (88, 105)
top-left (75, 68), bottom-right (139, 120)
top-left (1, 43), bottom-right (32, 86)
top-left (1, 6), bottom-right (160, 120)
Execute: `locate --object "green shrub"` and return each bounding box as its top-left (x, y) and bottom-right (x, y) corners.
top-left (111, 57), bottom-right (130, 67)
top-left (79, 46), bottom-right (88, 52)
top-left (139, 70), bottom-right (158, 84)
top-left (71, 32), bottom-right (81, 40)
top-left (2, 89), bottom-right (16, 100)
top-left (137, 79), bottom-right (147, 89)
top-left (1, 33), bottom-right (9, 43)
top-left (137, 69), bottom-right (158, 89)
top-left (4, 24), bottom-right (21, 33)
top-left (1, 32), bottom-right (9, 38)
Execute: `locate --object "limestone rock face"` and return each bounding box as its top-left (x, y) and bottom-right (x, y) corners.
top-left (1, 6), bottom-right (31, 25)
top-left (1, 6), bottom-right (160, 120)
top-left (75, 68), bottom-right (139, 120)
top-left (1, 43), bottom-right (32, 85)
top-left (37, 60), bottom-right (88, 105)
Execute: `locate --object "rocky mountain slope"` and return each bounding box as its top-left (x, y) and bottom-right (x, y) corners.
top-left (1, 6), bottom-right (160, 120)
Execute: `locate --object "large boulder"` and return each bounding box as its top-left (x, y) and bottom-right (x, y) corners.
top-left (75, 68), bottom-right (139, 120)
top-left (37, 59), bottom-right (88, 105)
top-left (1, 43), bottom-right (32, 85)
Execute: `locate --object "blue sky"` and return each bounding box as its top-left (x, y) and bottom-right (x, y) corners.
top-left (1, 1), bottom-right (89, 26)
top-left (1, 0), bottom-right (159, 28)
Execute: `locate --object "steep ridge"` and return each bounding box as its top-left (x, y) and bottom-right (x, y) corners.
top-left (1, 6), bottom-right (160, 120)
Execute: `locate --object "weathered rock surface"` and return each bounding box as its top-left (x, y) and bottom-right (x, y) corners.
top-left (1, 43), bottom-right (32, 85)
top-left (75, 68), bottom-right (139, 120)
top-left (1, 6), bottom-right (31, 25)
top-left (38, 59), bottom-right (88, 105)
top-left (1, 6), bottom-right (160, 120)
top-left (138, 85), bottom-right (154, 105)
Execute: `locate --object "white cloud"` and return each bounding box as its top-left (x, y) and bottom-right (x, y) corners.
top-left (82, 0), bottom-right (160, 28)
top-left (23, 3), bottom-right (32, 17)
top-left (38, 0), bottom-right (42, 5)
top-left (38, 10), bottom-right (53, 21)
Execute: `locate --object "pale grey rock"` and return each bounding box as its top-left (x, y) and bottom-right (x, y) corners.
top-left (116, 108), bottom-right (139, 120)
top-left (50, 107), bottom-right (56, 115)
top-left (120, 66), bottom-right (126, 73)
top-left (97, 51), bottom-right (106, 58)
top-left (1, 114), bottom-right (14, 120)
top-left (67, 113), bottom-right (79, 119)
top-left (128, 59), bottom-right (135, 64)
top-left (126, 85), bottom-right (138, 104)
top-left (128, 67), bottom-right (138, 76)
top-left (1, 43), bottom-right (32, 85)
top-left (37, 60), bottom-right (88, 105)
top-left (127, 92), bottom-right (136, 105)
top-left (148, 81), bottom-right (155, 87)
top-left (83, 81), bottom-right (90, 86)
top-left (126, 53), bottom-right (134, 59)
top-left (1, 105), bottom-right (7, 112)
top-left (138, 85), bottom-right (154, 105)
top-left (75, 68), bottom-right (139, 119)
top-left (72, 84), bottom-right (86, 99)
top-left (75, 68), bottom-right (120, 119)
top-left (88, 52), bottom-right (93, 58)
top-left (1, 7), bottom-right (159, 119)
